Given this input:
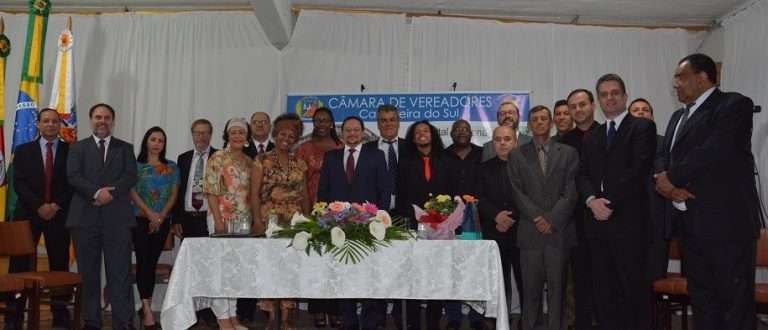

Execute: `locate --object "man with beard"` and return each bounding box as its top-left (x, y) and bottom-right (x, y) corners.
top-left (67, 103), bottom-right (138, 330)
top-left (443, 119), bottom-right (485, 330)
top-left (481, 101), bottom-right (532, 161)
top-left (560, 89), bottom-right (601, 330)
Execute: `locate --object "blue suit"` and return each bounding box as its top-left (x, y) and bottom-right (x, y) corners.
top-left (316, 144), bottom-right (390, 329)
top-left (317, 145), bottom-right (391, 208)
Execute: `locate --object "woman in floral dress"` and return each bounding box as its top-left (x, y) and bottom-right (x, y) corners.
top-left (251, 113), bottom-right (309, 330)
top-left (294, 107), bottom-right (344, 327)
top-left (203, 118), bottom-right (252, 330)
top-left (129, 126), bottom-right (179, 329)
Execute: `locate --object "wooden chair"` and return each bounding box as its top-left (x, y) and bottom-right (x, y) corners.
top-left (0, 275), bottom-right (26, 330)
top-left (755, 229), bottom-right (768, 313)
top-left (0, 221), bottom-right (82, 330)
top-left (652, 238), bottom-right (689, 330)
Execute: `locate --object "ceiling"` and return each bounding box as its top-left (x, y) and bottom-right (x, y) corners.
top-left (0, 0), bottom-right (755, 28)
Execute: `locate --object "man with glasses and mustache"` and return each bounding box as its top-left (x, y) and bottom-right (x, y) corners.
top-left (481, 101), bottom-right (532, 162)
top-left (245, 111), bottom-right (274, 159)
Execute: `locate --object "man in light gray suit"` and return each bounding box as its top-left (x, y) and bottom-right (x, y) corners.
top-left (481, 101), bottom-right (532, 161)
top-left (507, 105), bottom-right (578, 330)
top-left (67, 103), bottom-right (138, 330)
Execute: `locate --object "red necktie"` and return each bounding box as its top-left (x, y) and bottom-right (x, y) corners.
top-left (44, 142), bottom-right (53, 203)
top-left (346, 149), bottom-right (356, 184)
top-left (423, 156), bottom-right (431, 182)
top-left (259, 144), bottom-right (265, 154)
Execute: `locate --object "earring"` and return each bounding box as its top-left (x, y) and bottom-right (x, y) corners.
top-left (244, 141), bottom-right (250, 148)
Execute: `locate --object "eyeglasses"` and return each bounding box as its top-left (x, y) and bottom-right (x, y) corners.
top-left (673, 72), bottom-right (696, 81)
top-left (498, 111), bottom-right (517, 117)
top-left (251, 120), bottom-right (269, 126)
top-left (452, 127), bottom-right (470, 132)
top-left (192, 131), bottom-right (211, 137)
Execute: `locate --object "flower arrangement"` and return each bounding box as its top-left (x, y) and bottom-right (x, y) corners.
top-left (414, 194), bottom-right (476, 240)
top-left (272, 201), bottom-right (413, 264)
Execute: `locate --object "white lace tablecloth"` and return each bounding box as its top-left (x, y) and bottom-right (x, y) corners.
top-left (161, 237), bottom-right (508, 329)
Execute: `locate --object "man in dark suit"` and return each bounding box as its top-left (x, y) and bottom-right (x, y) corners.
top-left (629, 98), bottom-right (672, 328)
top-left (171, 119), bottom-right (218, 325)
top-left (317, 116), bottom-right (390, 330)
top-left (560, 89), bottom-right (601, 330)
top-left (362, 104), bottom-right (403, 328)
top-left (481, 101), bottom-right (532, 161)
top-left (577, 74), bottom-right (656, 330)
top-left (244, 111), bottom-right (275, 159)
top-left (655, 53), bottom-right (761, 330)
top-left (508, 105), bottom-right (578, 330)
top-left (478, 125), bottom-right (525, 328)
top-left (67, 103), bottom-right (138, 330)
top-left (4, 108), bottom-right (73, 328)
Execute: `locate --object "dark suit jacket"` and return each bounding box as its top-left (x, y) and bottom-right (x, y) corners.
top-left (363, 138), bottom-right (405, 210)
top-left (66, 136), bottom-right (137, 228)
top-left (660, 89), bottom-right (760, 240)
top-left (395, 152), bottom-right (453, 229)
top-left (172, 146), bottom-right (217, 224)
top-left (560, 121), bottom-right (601, 244)
top-left (577, 114), bottom-right (656, 241)
top-left (477, 157), bottom-right (519, 243)
top-left (245, 140), bottom-right (275, 159)
top-left (13, 139), bottom-right (73, 222)
top-left (508, 141), bottom-right (578, 249)
top-left (649, 135), bottom-right (670, 241)
top-left (316, 144), bottom-right (391, 208)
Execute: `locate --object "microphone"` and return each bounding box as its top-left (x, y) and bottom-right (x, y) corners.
top-left (361, 84), bottom-right (366, 93)
top-left (452, 82), bottom-right (457, 91)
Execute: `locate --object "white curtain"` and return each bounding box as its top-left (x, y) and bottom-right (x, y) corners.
top-left (410, 16), bottom-right (703, 133)
top-left (722, 0), bottom-right (768, 223)
top-left (1, 12), bottom-right (280, 158)
top-left (281, 10), bottom-right (408, 97)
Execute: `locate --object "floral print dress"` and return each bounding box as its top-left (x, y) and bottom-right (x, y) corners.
top-left (203, 148), bottom-right (252, 220)
top-left (253, 151), bottom-right (308, 227)
top-left (133, 161), bottom-right (180, 218)
top-left (295, 140), bottom-right (343, 205)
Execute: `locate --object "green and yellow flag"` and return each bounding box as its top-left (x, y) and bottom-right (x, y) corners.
top-left (0, 17), bottom-right (12, 221)
top-left (7, 0), bottom-right (51, 220)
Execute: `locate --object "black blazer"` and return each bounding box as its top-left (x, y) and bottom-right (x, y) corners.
top-left (649, 134), bottom-right (670, 241)
top-left (560, 121), bottom-right (601, 244)
top-left (13, 139), bottom-right (73, 221)
top-left (245, 140), bottom-right (275, 159)
top-left (363, 138), bottom-right (405, 210)
top-left (316, 145), bottom-right (391, 208)
top-left (395, 152), bottom-right (453, 229)
top-left (476, 157), bottom-right (519, 243)
top-left (172, 146), bottom-right (217, 223)
top-left (577, 114), bottom-right (657, 241)
top-left (661, 89), bottom-right (760, 240)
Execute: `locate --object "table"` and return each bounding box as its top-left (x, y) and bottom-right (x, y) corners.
top-left (161, 237), bottom-right (509, 329)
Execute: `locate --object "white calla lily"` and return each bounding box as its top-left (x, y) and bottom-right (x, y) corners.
top-left (290, 212), bottom-right (310, 226)
top-left (265, 222), bottom-right (283, 238)
top-left (292, 231), bottom-right (312, 250)
top-left (330, 227), bottom-right (346, 247)
top-left (375, 210), bottom-right (393, 228)
top-left (369, 221), bottom-right (386, 240)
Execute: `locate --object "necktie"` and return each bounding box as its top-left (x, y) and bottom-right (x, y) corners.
top-left (98, 139), bottom-right (106, 163)
top-left (44, 142), bottom-right (53, 203)
top-left (606, 121), bottom-right (616, 147)
top-left (673, 103), bottom-right (695, 146)
top-left (383, 140), bottom-right (397, 192)
top-left (537, 145), bottom-right (547, 175)
top-left (192, 151), bottom-right (205, 210)
top-left (259, 144), bottom-right (265, 154)
top-left (346, 148), bottom-right (356, 184)
top-left (423, 156), bottom-right (431, 182)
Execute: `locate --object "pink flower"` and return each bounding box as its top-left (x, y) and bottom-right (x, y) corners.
top-left (328, 201), bottom-right (346, 213)
top-left (363, 202), bottom-right (379, 215)
top-left (352, 203), bottom-right (366, 213)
